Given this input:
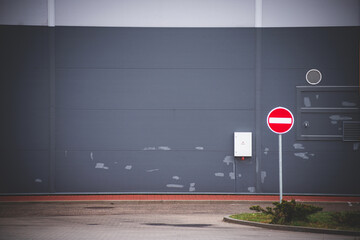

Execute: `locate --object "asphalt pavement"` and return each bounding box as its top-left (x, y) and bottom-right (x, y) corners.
top-left (0, 201), bottom-right (359, 240)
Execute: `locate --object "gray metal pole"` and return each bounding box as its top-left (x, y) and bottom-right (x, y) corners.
top-left (279, 134), bottom-right (283, 202)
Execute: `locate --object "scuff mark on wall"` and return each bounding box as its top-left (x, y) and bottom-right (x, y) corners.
top-left (293, 143), bottom-right (305, 149)
top-left (331, 121), bottom-right (338, 125)
top-left (294, 152), bottom-right (310, 159)
top-left (125, 165), bottom-right (132, 170)
top-left (90, 152), bottom-right (94, 160)
top-left (248, 187), bottom-right (256, 193)
top-left (223, 156), bottom-right (234, 165)
top-left (95, 163), bottom-right (109, 170)
top-left (261, 171), bottom-right (267, 184)
top-left (195, 146), bottom-right (204, 150)
top-left (146, 169), bottom-right (159, 172)
top-left (329, 115), bottom-right (352, 121)
top-left (158, 146), bottom-right (171, 151)
top-left (64, 150), bottom-right (68, 158)
top-left (189, 183), bottom-right (196, 192)
top-left (35, 178), bottom-right (42, 183)
top-left (166, 184), bottom-right (184, 188)
top-left (229, 172), bottom-right (235, 180)
top-left (215, 172), bottom-right (224, 177)
top-left (172, 176), bottom-right (180, 180)
top-left (143, 147), bottom-right (156, 150)
top-left (304, 97), bottom-right (311, 107)
top-left (264, 148), bottom-right (269, 155)
top-left (95, 163), bottom-right (104, 168)
top-left (342, 101), bottom-right (356, 107)
top-left (353, 143), bottom-right (359, 151)
top-left (315, 94), bottom-right (319, 99)
top-left (238, 174), bottom-right (242, 178)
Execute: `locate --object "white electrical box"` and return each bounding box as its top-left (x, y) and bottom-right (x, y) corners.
top-left (234, 132), bottom-right (252, 157)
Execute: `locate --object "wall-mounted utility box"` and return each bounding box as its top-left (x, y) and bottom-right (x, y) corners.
top-left (234, 132), bottom-right (252, 157)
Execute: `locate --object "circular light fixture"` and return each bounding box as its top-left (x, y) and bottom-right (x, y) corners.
top-left (306, 69), bottom-right (322, 85)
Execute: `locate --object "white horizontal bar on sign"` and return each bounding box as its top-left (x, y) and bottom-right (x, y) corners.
top-left (269, 117), bottom-right (292, 124)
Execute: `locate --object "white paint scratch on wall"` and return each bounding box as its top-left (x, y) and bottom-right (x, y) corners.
top-left (353, 143), bottom-right (359, 151)
top-left (229, 172), bottom-right (235, 180)
top-left (248, 187), bottom-right (256, 193)
top-left (125, 165), bottom-right (132, 170)
top-left (195, 146), bottom-right (204, 150)
top-left (329, 115), bottom-right (352, 121)
top-left (146, 169), bottom-right (159, 172)
top-left (166, 184), bottom-right (184, 188)
top-left (90, 152), bottom-right (94, 160)
top-left (64, 150), bottom-right (68, 158)
top-left (189, 183), bottom-right (196, 192)
top-left (143, 147), bottom-right (156, 150)
top-left (304, 97), bottom-right (311, 107)
top-left (293, 143), bottom-right (305, 149)
top-left (158, 146), bottom-right (171, 151)
top-left (95, 163), bottom-right (104, 168)
top-left (35, 178), bottom-right (42, 183)
top-left (223, 156), bottom-right (234, 165)
top-left (215, 172), bottom-right (224, 177)
top-left (172, 176), bottom-right (180, 180)
top-left (264, 147), bottom-right (269, 155)
top-left (261, 171), bottom-right (267, 183)
top-left (238, 174), bottom-right (242, 178)
top-left (294, 152), bottom-right (309, 159)
top-left (342, 101), bottom-right (356, 107)
top-left (315, 94), bottom-right (319, 99)
top-left (95, 163), bottom-right (109, 170)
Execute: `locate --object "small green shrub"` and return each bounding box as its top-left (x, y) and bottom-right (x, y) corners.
top-left (330, 211), bottom-right (360, 227)
top-left (250, 200), bottom-right (323, 224)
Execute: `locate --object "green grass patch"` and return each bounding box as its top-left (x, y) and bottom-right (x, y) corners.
top-left (230, 211), bottom-right (360, 232)
top-left (230, 213), bottom-right (272, 224)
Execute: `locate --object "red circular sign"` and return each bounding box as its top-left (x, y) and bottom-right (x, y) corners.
top-left (267, 107), bottom-right (294, 134)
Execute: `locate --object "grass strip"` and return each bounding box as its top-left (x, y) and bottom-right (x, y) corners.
top-left (230, 212), bottom-right (360, 232)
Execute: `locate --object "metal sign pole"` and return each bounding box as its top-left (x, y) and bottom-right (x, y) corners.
top-left (267, 107), bottom-right (294, 203)
top-left (279, 134), bottom-right (283, 202)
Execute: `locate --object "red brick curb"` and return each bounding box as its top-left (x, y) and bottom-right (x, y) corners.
top-left (0, 195), bottom-right (359, 202)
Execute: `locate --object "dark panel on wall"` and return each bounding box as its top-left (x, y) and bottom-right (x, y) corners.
top-left (55, 27), bottom-right (256, 69)
top-left (0, 26), bottom-right (359, 195)
top-left (259, 27), bottom-right (360, 195)
top-left (56, 69), bottom-right (255, 110)
top-left (0, 26), bottom-right (50, 193)
top-left (52, 27), bottom-right (257, 193)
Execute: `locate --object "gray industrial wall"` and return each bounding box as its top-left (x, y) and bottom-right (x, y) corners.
top-left (0, 26), bottom-right (359, 195)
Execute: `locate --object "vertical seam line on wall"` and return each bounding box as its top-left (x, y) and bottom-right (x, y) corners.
top-left (49, 28), bottom-right (56, 193)
top-left (255, 29), bottom-right (262, 193)
top-left (255, 0), bottom-right (263, 193)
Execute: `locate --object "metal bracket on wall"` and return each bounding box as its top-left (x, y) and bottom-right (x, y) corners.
top-left (296, 86), bottom-right (360, 141)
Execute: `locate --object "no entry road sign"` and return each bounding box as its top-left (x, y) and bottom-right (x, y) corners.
top-left (267, 106), bottom-right (294, 202)
top-left (267, 107), bottom-right (294, 134)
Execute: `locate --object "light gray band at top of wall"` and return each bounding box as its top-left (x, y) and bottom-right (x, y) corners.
top-left (0, 0), bottom-right (359, 27)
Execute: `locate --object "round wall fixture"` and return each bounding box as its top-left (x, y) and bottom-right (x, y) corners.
top-left (306, 69), bottom-right (322, 85)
